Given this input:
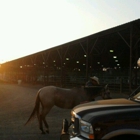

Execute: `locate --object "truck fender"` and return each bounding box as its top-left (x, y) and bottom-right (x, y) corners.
top-left (101, 129), bottom-right (140, 139)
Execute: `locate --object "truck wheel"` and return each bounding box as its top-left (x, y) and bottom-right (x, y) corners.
top-left (109, 134), bottom-right (140, 140)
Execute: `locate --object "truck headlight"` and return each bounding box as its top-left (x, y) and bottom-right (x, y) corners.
top-left (80, 120), bottom-right (94, 139)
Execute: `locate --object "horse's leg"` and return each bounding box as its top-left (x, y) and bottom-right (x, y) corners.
top-left (43, 118), bottom-right (49, 133)
top-left (41, 107), bottom-right (52, 134)
top-left (39, 114), bottom-right (46, 134)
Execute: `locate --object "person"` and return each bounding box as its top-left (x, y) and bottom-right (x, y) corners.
top-left (85, 76), bottom-right (100, 87)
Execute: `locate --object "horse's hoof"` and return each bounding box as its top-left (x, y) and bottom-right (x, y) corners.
top-left (41, 131), bottom-right (46, 134)
top-left (46, 130), bottom-right (49, 134)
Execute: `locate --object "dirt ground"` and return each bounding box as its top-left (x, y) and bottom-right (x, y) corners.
top-left (0, 83), bottom-right (71, 140)
top-left (0, 83), bottom-right (129, 140)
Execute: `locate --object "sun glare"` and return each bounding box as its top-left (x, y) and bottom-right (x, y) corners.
top-left (0, 1), bottom-right (98, 63)
top-left (0, 0), bottom-right (140, 63)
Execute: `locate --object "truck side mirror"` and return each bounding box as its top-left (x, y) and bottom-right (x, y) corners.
top-left (137, 58), bottom-right (140, 67)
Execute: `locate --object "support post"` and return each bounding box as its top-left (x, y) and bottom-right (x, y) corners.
top-left (86, 38), bottom-right (89, 81)
top-left (129, 25), bottom-right (133, 92)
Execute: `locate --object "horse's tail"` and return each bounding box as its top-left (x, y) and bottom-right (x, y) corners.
top-left (25, 90), bottom-right (41, 125)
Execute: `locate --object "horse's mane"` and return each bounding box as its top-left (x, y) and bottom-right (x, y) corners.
top-left (70, 86), bottom-right (85, 93)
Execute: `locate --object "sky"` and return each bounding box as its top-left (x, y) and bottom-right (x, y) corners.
top-left (0, 0), bottom-right (140, 63)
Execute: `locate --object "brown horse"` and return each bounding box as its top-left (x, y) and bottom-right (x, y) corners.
top-left (25, 85), bottom-right (111, 134)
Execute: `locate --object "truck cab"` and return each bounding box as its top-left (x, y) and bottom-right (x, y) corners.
top-left (60, 87), bottom-right (140, 140)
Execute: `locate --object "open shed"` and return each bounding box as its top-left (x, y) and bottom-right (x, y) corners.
top-left (1, 19), bottom-right (140, 92)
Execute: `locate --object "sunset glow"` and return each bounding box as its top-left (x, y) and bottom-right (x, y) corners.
top-left (0, 0), bottom-right (140, 63)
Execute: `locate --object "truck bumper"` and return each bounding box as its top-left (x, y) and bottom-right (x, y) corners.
top-left (60, 119), bottom-right (85, 140)
top-left (70, 136), bottom-right (84, 140)
top-left (60, 135), bottom-right (84, 140)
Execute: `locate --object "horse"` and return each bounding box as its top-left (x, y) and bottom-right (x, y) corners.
top-left (25, 85), bottom-right (111, 134)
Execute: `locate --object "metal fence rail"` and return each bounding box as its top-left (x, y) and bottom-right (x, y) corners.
top-left (1, 72), bottom-right (140, 93)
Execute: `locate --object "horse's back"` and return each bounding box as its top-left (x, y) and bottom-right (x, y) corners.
top-left (40, 86), bottom-right (72, 94)
top-left (39, 86), bottom-right (75, 99)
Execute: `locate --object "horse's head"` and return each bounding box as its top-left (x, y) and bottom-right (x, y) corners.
top-left (101, 84), bottom-right (112, 99)
top-left (84, 86), bottom-right (104, 101)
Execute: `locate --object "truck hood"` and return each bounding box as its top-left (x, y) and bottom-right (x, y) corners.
top-left (72, 98), bottom-right (140, 121)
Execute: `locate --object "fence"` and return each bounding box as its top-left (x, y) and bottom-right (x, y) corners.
top-left (1, 72), bottom-right (140, 93)
top-left (36, 75), bottom-right (140, 93)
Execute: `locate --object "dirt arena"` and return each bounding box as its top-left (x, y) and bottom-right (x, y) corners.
top-left (0, 83), bottom-right (71, 140)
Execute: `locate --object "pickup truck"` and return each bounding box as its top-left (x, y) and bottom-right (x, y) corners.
top-left (60, 86), bottom-right (140, 140)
